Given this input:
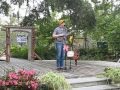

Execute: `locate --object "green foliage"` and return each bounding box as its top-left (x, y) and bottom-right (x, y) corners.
top-left (35, 44), bottom-right (55, 60)
top-left (103, 67), bottom-right (120, 84)
top-left (97, 42), bottom-right (108, 55)
top-left (34, 18), bottom-right (57, 59)
top-left (35, 18), bottom-right (58, 37)
top-left (92, 14), bottom-right (120, 53)
top-left (20, 14), bottom-right (36, 26)
top-left (45, 0), bottom-right (96, 30)
top-left (90, 0), bottom-right (112, 40)
top-left (39, 72), bottom-right (71, 90)
top-left (79, 48), bottom-right (109, 60)
top-left (89, 0), bottom-right (120, 58)
top-left (0, 31), bottom-right (6, 51)
top-left (0, 1), bottom-right (10, 15)
top-left (11, 45), bottom-right (28, 59)
top-left (107, 17), bottom-right (120, 51)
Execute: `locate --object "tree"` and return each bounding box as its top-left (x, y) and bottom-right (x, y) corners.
top-left (90, 0), bottom-right (120, 58)
top-left (39, 0), bottom-right (96, 48)
top-left (19, 0), bottom-right (96, 31)
top-left (90, 0), bottom-right (115, 41)
top-left (0, 1), bottom-right (10, 15)
top-left (44, 0), bottom-right (96, 31)
top-left (34, 17), bottom-right (58, 59)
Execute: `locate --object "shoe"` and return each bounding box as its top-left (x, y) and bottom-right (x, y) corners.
top-left (56, 68), bottom-right (60, 71)
top-left (60, 67), bottom-right (65, 71)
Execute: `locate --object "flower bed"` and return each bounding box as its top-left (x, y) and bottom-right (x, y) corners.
top-left (0, 69), bottom-right (39, 90)
top-left (0, 69), bottom-right (71, 90)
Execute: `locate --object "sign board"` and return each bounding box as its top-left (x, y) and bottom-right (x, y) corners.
top-left (17, 34), bottom-right (27, 43)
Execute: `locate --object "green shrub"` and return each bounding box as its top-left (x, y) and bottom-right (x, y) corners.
top-left (35, 45), bottom-right (55, 60)
top-left (38, 72), bottom-right (71, 90)
top-left (79, 48), bottom-right (109, 60)
top-left (11, 45), bottom-right (28, 59)
top-left (103, 67), bottom-right (120, 84)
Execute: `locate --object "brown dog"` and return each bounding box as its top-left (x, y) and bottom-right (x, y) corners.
top-left (73, 49), bottom-right (79, 65)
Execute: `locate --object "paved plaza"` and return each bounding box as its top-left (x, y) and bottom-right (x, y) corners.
top-left (0, 58), bottom-right (120, 78)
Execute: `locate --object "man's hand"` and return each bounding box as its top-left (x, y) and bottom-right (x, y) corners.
top-left (58, 34), bottom-right (64, 37)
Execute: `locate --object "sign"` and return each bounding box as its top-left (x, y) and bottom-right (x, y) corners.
top-left (17, 34), bottom-right (27, 43)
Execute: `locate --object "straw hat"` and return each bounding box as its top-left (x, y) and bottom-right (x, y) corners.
top-left (58, 20), bottom-right (65, 25)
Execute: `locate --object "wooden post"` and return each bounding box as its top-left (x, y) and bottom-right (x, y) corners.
top-left (28, 32), bottom-right (32, 61)
top-left (27, 28), bottom-right (35, 61)
top-left (6, 28), bottom-right (10, 62)
top-left (31, 28), bottom-right (35, 61)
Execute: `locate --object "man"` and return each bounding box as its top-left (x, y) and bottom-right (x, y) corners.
top-left (52, 20), bottom-right (68, 70)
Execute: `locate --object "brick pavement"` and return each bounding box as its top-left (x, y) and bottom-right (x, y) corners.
top-left (1, 58), bottom-right (119, 78)
top-left (35, 60), bottom-right (106, 78)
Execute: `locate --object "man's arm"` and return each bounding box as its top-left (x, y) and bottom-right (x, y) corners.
top-left (52, 33), bottom-right (64, 38)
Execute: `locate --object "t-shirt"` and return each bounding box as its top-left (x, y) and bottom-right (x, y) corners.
top-left (53, 26), bottom-right (67, 43)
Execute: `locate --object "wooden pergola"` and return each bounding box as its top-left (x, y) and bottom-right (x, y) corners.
top-left (3, 25), bottom-right (40, 62)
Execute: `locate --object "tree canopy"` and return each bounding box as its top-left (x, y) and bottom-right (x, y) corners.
top-left (2, 0), bottom-right (96, 31)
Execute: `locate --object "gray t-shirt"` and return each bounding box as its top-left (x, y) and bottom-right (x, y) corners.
top-left (53, 26), bottom-right (68, 43)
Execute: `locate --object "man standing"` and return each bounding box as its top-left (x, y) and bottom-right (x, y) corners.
top-left (52, 20), bottom-right (68, 70)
